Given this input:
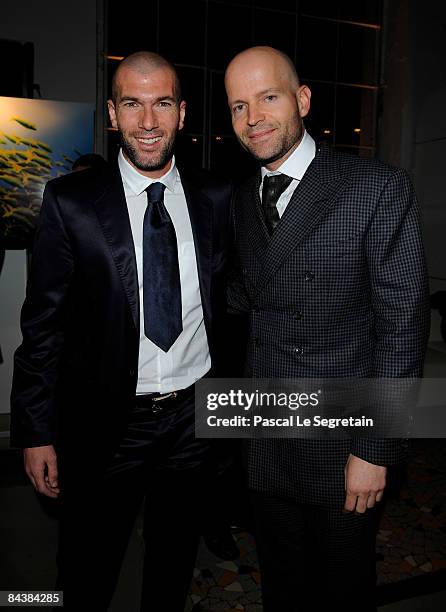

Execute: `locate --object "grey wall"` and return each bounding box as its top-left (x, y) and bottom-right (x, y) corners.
top-left (411, 2), bottom-right (446, 345)
top-left (380, 1), bottom-right (446, 343)
top-left (0, 1), bottom-right (97, 416)
top-left (0, 252), bottom-right (26, 418)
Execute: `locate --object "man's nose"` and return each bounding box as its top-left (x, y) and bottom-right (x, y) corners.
top-left (247, 105), bottom-right (265, 126)
top-left (139, 106), bottom-right (158, 131)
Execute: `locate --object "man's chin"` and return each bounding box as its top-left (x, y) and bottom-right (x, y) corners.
top-left (250, 148), bottom-right (282, 166)
top-left (121, 139), bottom-right (174, 173)
top-left (133, 156), bottom-right (166, 172)
top-left (241, 141), bottom-right (281, 165)
top-left (125, 149), bottom-right (171, 173)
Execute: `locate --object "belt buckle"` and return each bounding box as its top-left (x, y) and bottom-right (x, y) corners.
top-left (150, 390), bottom-right (178, 414)
top-left (152, 391), bottom-right (177, 403)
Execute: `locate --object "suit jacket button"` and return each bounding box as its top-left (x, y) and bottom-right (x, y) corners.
top-left (294, 346), bottom-right (302, 354)
top-left (129, 369), bottom-right (135, 377)
top-left (304, 271), bottom-right (314, 281)
top-left (294, 310), bottom-right (303, 320)
top-left (253, 338), bottom-right (262, 347)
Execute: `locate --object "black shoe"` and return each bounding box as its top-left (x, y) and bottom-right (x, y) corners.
top-left (203, 529), bottom-right (239, 560)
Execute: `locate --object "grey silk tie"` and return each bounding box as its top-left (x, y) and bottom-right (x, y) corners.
top-left (261, 174), bottom-right (293, 234)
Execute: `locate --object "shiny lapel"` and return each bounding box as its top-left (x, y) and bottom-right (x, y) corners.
top-left (92, 165), bottom-right (139, 329)
top-left (253, 143), bottom-right (348, 298)
top-left (180, 169), bottom-right (213, 324)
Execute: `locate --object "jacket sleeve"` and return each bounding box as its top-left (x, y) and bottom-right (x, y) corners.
top-left (10, 182), bottom-right (74, 448)
top-left (351, 168), bottom-right (430, 465)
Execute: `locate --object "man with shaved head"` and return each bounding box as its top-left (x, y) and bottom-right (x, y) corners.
top-left (225, 46), bottom-right (429, 610)
top-left (11, 51), bottom-right (232, 610)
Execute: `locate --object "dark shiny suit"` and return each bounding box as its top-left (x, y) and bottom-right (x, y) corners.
top-left (10, 162), bottom-right (231, 609)
top-left (229, 142), bottom-right (430, 609)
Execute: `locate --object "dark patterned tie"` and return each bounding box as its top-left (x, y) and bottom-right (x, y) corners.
top-left (261, 173), bottom-right (293, 234)
top-left (143, 182), bottom-right (182, 352)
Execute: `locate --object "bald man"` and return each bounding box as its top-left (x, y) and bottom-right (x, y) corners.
top-left (225, 47), bottom-right (429, 610)
top-left (11, 51), bottom-right (232, 610)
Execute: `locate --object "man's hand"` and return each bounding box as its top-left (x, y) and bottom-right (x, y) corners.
top-left (24, 445), bottom-right (60, 498)
top-left (344, 453), bottom-right (386, 513)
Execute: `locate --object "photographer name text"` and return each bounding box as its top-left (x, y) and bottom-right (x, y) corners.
top-left (206, 415), bottom-right (374, 429)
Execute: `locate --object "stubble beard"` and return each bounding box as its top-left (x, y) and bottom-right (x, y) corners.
top-left (240, 115), bottom-right (304, 167)
top-left (120, 131), bottom-right (177, 172)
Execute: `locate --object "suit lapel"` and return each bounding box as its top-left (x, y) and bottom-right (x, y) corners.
top-left (180, 169), bottom-right (213, 324)
top-left (92, 165), bottom-right (139, 330)
top-left (244, 171), bottom-right (270, 252)
top-left (253, 143), bottom-right (348, 298)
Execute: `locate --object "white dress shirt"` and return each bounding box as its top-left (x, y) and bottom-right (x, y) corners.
top-left (118, 150), bottom-right (211, 393)
top-left (260, 130), bottom-right (316, 217)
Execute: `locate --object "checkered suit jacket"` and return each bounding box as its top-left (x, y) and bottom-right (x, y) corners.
top-left (229, 142), bottom-right (430, 507)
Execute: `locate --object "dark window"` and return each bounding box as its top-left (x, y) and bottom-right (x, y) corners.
top-left (338, 0), bottom-right (381, 25)
top-left (297, 16), bottom-right (338, 82)
top-left (304, 82), bottom-right (336, 145)
top-left (255, 0), bottom-right (298, 10)
top-left (299, 0), bottom-right (339, 19)
top-left (104, 0), bottom-right (383, 176)
top-left (208, 2), bottom-right (253, 70)
top-left (253, 7), bottom-right (297, 60)
top-left (176, 133), bottom-right (204, 169)
top-left (108, 3), bottom-right (157, 57)
top-left (211, 71), bottom-right (233, 136)
top-left (300, 0), bottom-right (381, 23)
top-left (337, 23), bottom-right (378, 85)
top-left (335, 85), bottom-right (376, 148)
top-left (175, 66), bottom-right (205, 135)
top-left (159, 1), bottom-right (206, 65)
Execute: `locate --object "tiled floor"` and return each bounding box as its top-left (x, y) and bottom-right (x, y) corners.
top-left (188, 532), bottom-right (261, 611)
top-left (376, 442), bottom-right (446, 584)
top-left (182, 437), bottom-right (446, 610)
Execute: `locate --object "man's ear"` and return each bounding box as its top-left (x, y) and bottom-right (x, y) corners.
top-left (178, 100), bottom-right (186, 131)
top-left (107, 99), bottom-right (118, 129)
top-left (296, 85), bottom-right (311, 119)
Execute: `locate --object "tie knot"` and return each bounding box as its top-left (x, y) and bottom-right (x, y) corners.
top-left (145, 182), bottom-right (166, 203)
top-left (263, 173), bottom-right (293, 197)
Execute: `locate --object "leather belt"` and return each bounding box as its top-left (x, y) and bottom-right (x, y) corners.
top-left (134, 385), bottom-right (194, 415)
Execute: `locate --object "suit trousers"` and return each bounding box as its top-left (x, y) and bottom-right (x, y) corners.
top-left (250, 490), bottom-right (382, 612)
top-left (56, 386), bottom-right (209, 611)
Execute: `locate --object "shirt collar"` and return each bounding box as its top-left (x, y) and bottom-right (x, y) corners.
top-left (260, 130), bottom-right (316, 181)
top-left (118, 149), bottom-right (178, 196)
